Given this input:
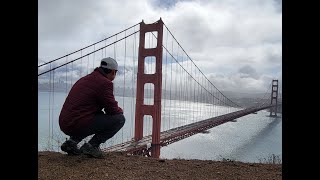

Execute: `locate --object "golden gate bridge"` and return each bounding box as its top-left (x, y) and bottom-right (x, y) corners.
top-left (38, 18), bottom-right (281, 158)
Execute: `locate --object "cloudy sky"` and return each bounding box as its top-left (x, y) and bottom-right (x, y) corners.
top-left (38, 0), bottom-right (282, 94)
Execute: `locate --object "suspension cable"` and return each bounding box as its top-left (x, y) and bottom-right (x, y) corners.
top-left (38, 23), bottom-right (140, 68)
top-left (38, 30), bottom-right (140, 76)
top-left (162, 23), bottom-right (241, 108)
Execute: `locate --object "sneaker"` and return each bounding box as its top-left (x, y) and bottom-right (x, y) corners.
top-left (61, 139), bottom-right (81, 155)
top-left (80, 143), bottom-right (104, 158)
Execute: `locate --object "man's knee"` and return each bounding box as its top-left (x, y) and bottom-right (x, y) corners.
top-left (116, 114), bottom-right (126, 126)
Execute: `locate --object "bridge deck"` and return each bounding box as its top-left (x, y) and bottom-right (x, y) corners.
top-left (102, 105), bottom-right (273, 155)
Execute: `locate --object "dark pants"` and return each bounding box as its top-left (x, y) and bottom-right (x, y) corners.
top-left (70, 113), bottom-right (125, 147)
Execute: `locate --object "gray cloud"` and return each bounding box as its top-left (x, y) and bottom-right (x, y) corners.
top-left (238, 65), bottom-right (259, 80)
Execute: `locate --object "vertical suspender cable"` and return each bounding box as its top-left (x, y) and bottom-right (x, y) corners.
top-left (48, 63), bottom-right (52, 149)
top-left (93, 45), bottom-right (95, 71)
top-left (51, 69), bottom-right (55, 149)
top-left (87, 55), bottom-right (89, 75)
top-left (169, 36), bottom-right (173, 129)
top-left (123, 30), bottom-right (126, 142)
top-left (80, 50), bottom-right (83, 77)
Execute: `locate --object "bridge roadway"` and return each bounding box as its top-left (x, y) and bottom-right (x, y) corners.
top-left (102, 104), bottom-right (274, 156)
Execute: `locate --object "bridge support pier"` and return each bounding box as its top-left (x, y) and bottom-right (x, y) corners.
top-left (151, 143), bottom-right (161, 158)
top-left (134, 18), bottom-right (164, 158)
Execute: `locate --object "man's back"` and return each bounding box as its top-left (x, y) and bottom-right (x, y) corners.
top-left (59, 68), bottom-right (115, 134)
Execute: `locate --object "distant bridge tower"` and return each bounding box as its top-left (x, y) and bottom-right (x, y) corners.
top-left (269, 79), bottom-right (279, 117)
top-left (134, 19), bottom-right (163, 158)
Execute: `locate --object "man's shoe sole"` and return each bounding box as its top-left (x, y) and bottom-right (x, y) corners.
top-left (61, 144), bottom-right (81, 155)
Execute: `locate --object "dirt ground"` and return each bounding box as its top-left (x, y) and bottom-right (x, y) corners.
top-left (38, 151), bottom-right (282, 180)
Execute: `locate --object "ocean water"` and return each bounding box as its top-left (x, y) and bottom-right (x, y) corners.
top-left (160, 110), bottom-right (282, 163)
top-left (38, 91), bottom-right (281, 163)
